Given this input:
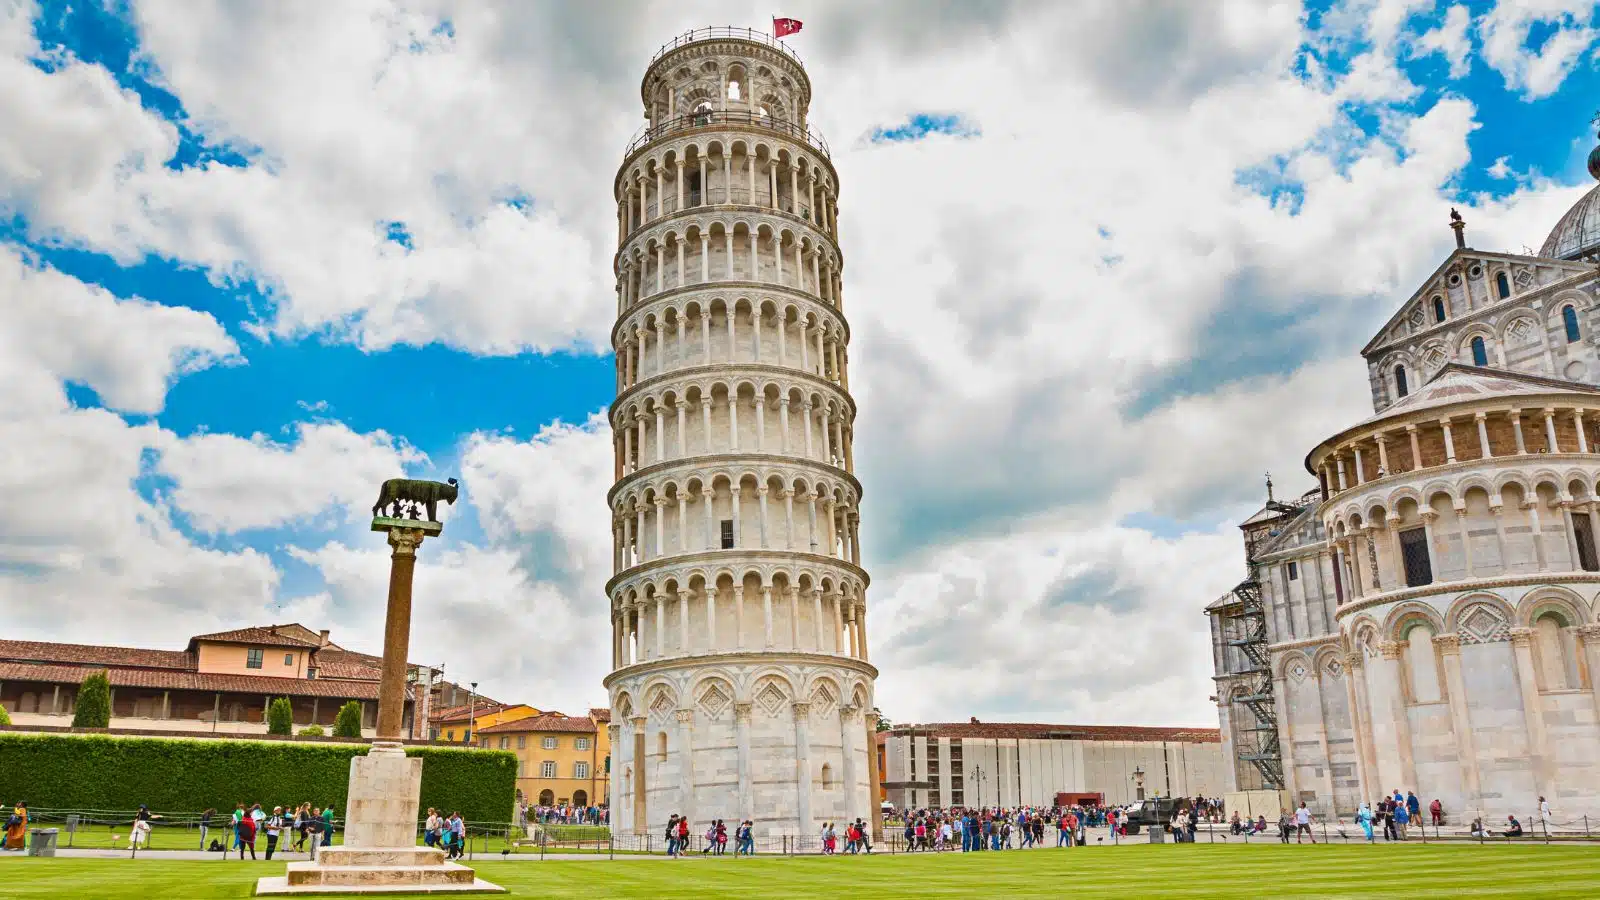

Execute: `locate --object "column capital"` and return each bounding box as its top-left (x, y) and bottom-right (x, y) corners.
top-left (386, 528), bottom-right (427, 558)
top-left (1473, 411), bottom-right (1487, 421)
top-left (1438, 416), bottom-right (1453, 426)
top-left (791, 700), bottom-right (812, 717)
top-left (1543, 406), bottom-right (1558, 416)
top-left (1431, 632), bottom-right (1462, 654)
top-left (839, 703), bottom-right (859, 723)
top-left (1508, 626), bottom-right (1536, 647)
top-left (1404, 423), bottom-right (1419, 434)
top-left (1343, 650), bottom-right (1365, 670)
top-left (608, 723), bottom-right (621, 742)
top-left (734, 702), bottom-right (753, 723)
top-left (1575, 623), bottom-right (1600, 642)
top-left (1420, 510), bottom-right (1440, 523)
top-left (1377, 640), bottom-right (1404, 660)
top-left (674, 708), bottom-right (695, 725)
top-left (653, 496), bottom-right (668, 507)
top-left (628, 715), bottom-right (647, 729)
top-left (862, 709), bottom-right (879, 729)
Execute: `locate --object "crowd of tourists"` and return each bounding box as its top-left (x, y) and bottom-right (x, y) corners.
top-left (422, 808), bottom-right (468, 858)
top-left (519, 802), bottom-right (606, 826)
top-left (661, 814), bottom-right (756, 856)
top-left (198, 802), bottom-right (337, 859)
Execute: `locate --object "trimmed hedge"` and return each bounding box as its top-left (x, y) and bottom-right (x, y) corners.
top-left (0, 733), bottom-right (517, 823)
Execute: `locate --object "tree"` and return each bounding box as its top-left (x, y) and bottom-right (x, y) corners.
top-left (72, 671), bottom-right (111, 728)
top-left (267, 698), bottom-right (294, 736)
top-left (333, 701), bottom-right (364, 738)
top-left (0, 703), bottom-right (11, 726)
top-left (874, 709), bottom-right (892, 732)
top-left (298, 724), bottom-right (325, 737)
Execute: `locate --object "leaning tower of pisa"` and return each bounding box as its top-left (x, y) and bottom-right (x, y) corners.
top-left (603, 27), bottom-right (878, 840)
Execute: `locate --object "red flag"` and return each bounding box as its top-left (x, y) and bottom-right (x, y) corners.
top-left (773, 17), bottom-right (802, 37)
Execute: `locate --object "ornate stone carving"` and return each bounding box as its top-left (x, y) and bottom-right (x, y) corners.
top-left (1343, 651), bottom-right (1364, 670)
top-left (1508, 626), bottom-right (1536, 648)
top-left (1378, 640), bottom-right (1405, 660)
top-left (790, 700), bottom-right (812, 718)
top-left (1459, 605), bottom-right (1511, 645)
top-left (674, 708), bottom-right (696, 725)
top-left (733, 701), bottom-right (753, 723)
top-left (698, 681), bottom-right (731, 718)
top-left (1431, 632), bottom-right (1463, 654)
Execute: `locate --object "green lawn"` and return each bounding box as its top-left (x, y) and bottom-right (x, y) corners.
top-left (1, 843), bottom-right (1597, 898)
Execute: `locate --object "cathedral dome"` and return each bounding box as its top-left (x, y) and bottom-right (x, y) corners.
top-left (1538, 135), bottom-right (1600, 260)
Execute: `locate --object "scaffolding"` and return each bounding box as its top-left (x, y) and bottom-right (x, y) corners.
top-left (1221, 577), bottom-right (1283, 789)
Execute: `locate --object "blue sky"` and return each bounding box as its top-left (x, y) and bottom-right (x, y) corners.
top-left (7, 0), bottom-right (1600, 723)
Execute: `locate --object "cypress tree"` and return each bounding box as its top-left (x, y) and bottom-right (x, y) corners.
top-left (267, 697), bottom-right (294, 736)
top-left (72, 671), bottom-right (112, 728)
top-left (333, 700), bottom-right (364, 738)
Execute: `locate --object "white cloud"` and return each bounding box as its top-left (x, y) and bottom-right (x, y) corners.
top-left (155, 423), bottom-right (427, 534)
top-left (1479, 0), bottom-right (1598, 99)
top-left (6, 0), bottom-right (1600, 730)
top-left (1412, 4), bottom-right (1474, 78)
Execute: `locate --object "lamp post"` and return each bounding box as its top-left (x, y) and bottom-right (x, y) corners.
top-left (974, 766), bottom-right (988, 811)
top-left (1133, 765), bottom-right (1146, 801)
top-left (467, 681), bottom-right (479, 747)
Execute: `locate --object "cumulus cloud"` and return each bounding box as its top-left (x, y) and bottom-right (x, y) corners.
top-left (1479, 0), bottom-right (1598, 99)
top-left (5, 0), bottom-right (1600, 729)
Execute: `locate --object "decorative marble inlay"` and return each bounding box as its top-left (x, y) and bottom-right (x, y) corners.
top-left (1325, 659), bottom-right (1343, 679)
top-left (649, 687), bottom-right (675, 717)
top-left (1288, 662), bottom-right (1308, 683)
top-left (1460, 605), bottom-right (1510, 645)
top-left (756, 681), bottom-right (788, 717)
top-left (1507, 318), bottom-right (1535, 345)
top-left (698, 682), bottom-right (730, 718)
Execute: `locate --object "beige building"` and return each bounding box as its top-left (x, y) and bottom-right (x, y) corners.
top-left (478, 710), bottom-right (612, 810)
top-left (880, 721), bottom-right (1225, 810)
top-left (603, 27), bottom-right (879, 839)
top-left (1207, 143), bottom-right (1600, 820)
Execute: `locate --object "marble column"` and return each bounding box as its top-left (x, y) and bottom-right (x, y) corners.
top-left (793, 701), bottom-right (814, 836)
top-left (1509, 627), bottom-right (1555, 803)
top-left (677, 708), bottom-right (696, 829)
top-left (1344, 652), bottom-right (1377, 802)
top-left (839, 704), bottom-right (860, 822)
top-left (1433, 633), bottom-right (1482, 818)
top-left (1378, 641), bottom-right (1418, 792)
top-left (631, 715), bottom-right (648, 835)
top-left (1311, 669), bottom-right (1338, 813)
top-left (863, 709), bottom-right (884, 842)
top-left (735, 702), bottom-right (754, 823)
top-left (1274, 673), bottom-right (1299, 800)
top-left (1579, 625), bottom-right (1600, 742)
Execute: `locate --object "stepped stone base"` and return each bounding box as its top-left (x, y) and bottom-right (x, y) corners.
top-left (254, 743), bottom-right (503, 895)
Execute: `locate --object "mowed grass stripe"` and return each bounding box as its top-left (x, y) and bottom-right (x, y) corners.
top-left (1, 843), bottom-right (1598, 898)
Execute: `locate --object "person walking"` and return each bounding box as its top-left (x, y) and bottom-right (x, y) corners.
top-left (664, 815), bottom-right (679, 857)
top-left (264, 807), bottom-right (283, 860)
top-left (199, 807), bottom-right (216, 850)
top-left (736, 819), bottom-right (754, 856)
top-left (236, 809), bottom-right (257, 860)
top-left (1429, 798), bottom-right (1443, 827)
top-left (1277, 808), bottom-right (1294, 844)
top-left (1294, 802), bottom-right (1315, 844)
top-left (1539, 796), bottom-right (1552, 836)
top-left (321, 805), bottom-right (335, 848)
top-left (1356, 803), bottom-right (1374, 843)
top-left (1394, 799), bottom-right (1410, 840)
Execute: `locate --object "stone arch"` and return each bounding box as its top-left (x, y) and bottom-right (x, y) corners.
top-left (1517, 585), bottom-right (1590, 628)
top-left (1445, 592), bottom-right (1515, 644)
top-left (1383, 600), bottom-right (1446, 642)
top-left (1274, 649), bottom-right (1312, 681)
top-left (691, 672), bottom-right (736, 720)
top-left (750, 672), bottom-right (795, 717)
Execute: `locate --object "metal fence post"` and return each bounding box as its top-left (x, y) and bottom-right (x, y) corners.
top-left (1586, 815), bottom-right (1591, 839)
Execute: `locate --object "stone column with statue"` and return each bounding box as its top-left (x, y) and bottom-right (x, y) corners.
top-left (258, 478), bottom-right (502, 895)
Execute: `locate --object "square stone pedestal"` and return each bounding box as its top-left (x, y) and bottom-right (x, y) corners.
top-left (255, 742), bottom-right (503, 895)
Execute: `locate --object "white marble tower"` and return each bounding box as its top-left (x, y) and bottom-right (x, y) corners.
top-left (603, 27), bottom-right (878, 839)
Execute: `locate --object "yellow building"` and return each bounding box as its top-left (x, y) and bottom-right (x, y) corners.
top-left (429, 702), bottom-right (537, 744)
top-left (479, 709), bottom-right (611, 809)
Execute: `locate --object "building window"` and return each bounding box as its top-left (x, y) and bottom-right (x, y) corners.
top-left (1432, 296), bottom-right (1446, 323)
top-left (480, 738), bottom-right (488, 749)
top-left (499, 736), bottom-right (509, 750)
top-left (517, 735), bottom-right (527, 749)
top-left (1496, 271), bottom-right (1511, 299)
top-left (1575, 514), bottom-right (1599, 571)
top-left (575, 737), bottom-right (591, 750)
top-left (518, 761), bottom-right (525, 777)
top-left (720, 519), bottom-right (735, 549)
top-left (246, 648), bottom-right (263, 669)
top-left (1399, 527), bottom-right (1433, 587)
top-left (1404, 623), bottom-right (1442, 703)
top-left (575, 761), bottom-right (590, 779)
top-left (541, 760), bottom-right (557, 778)
top-left (1470, 336), bottom-right (1488, 367)
top-left (1394, 365), bottom-right (1408, 398)
top-left (284, 653), bottom-right (294, 666)
top-left (446, 730), bottom-right (454, 741)
top-left (1287, 561), bottom-right (1299, 581)
top-left (1564, 306), bottom-right (1580, 343)
top-left (542, 736), bottom-right (558, 750)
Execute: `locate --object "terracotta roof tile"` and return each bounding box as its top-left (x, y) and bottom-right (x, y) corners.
top-left (0, 661), bottom-right (383, 699)
top-left (0, 640), bottom-right (192, 671)
top-left (313, 661), bottom-right (382, 681)
top-left (589, 708), bottom-right (611, 723)
top-left (189, 627), bottom-right (320, 649)
top-left (478, 714), bottom-right (597, 735)
top-left (429, 702), bottom-right (512, 724)
top-left (894, 721), bottom-right (1221, 743)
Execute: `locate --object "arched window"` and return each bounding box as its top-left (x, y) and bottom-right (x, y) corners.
top-left (1433, 296), bottom-right (1446, 323)
top-left (1563, 306), bottom-right (1580, 343)
top-left (1534, 612), bottom-right (1578, 690)
top-left (727, 65), bottom-right (745, 102)
top-left (1395, 365), bottom-right (1409, 398)
top-left (1471, 336), bottom-right (1488, 366)
top-left (820, 763), bottom-right (834, 790)
top-left (657, 731), bottom-right (669, 758)
top-left (692, 101), bottom-right (712, 127)
top-left (1496, 272), bottom-right (1511, 300)
top-left (1404, 623), bottom-right (1441, 703)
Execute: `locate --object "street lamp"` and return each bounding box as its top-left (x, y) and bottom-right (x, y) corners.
top-left (1133, 765), bottom-right (1146, 801)
top-left (466, 681), bottom-right (478, 747)
top-left (973, 766), bottom-right (988, 810)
